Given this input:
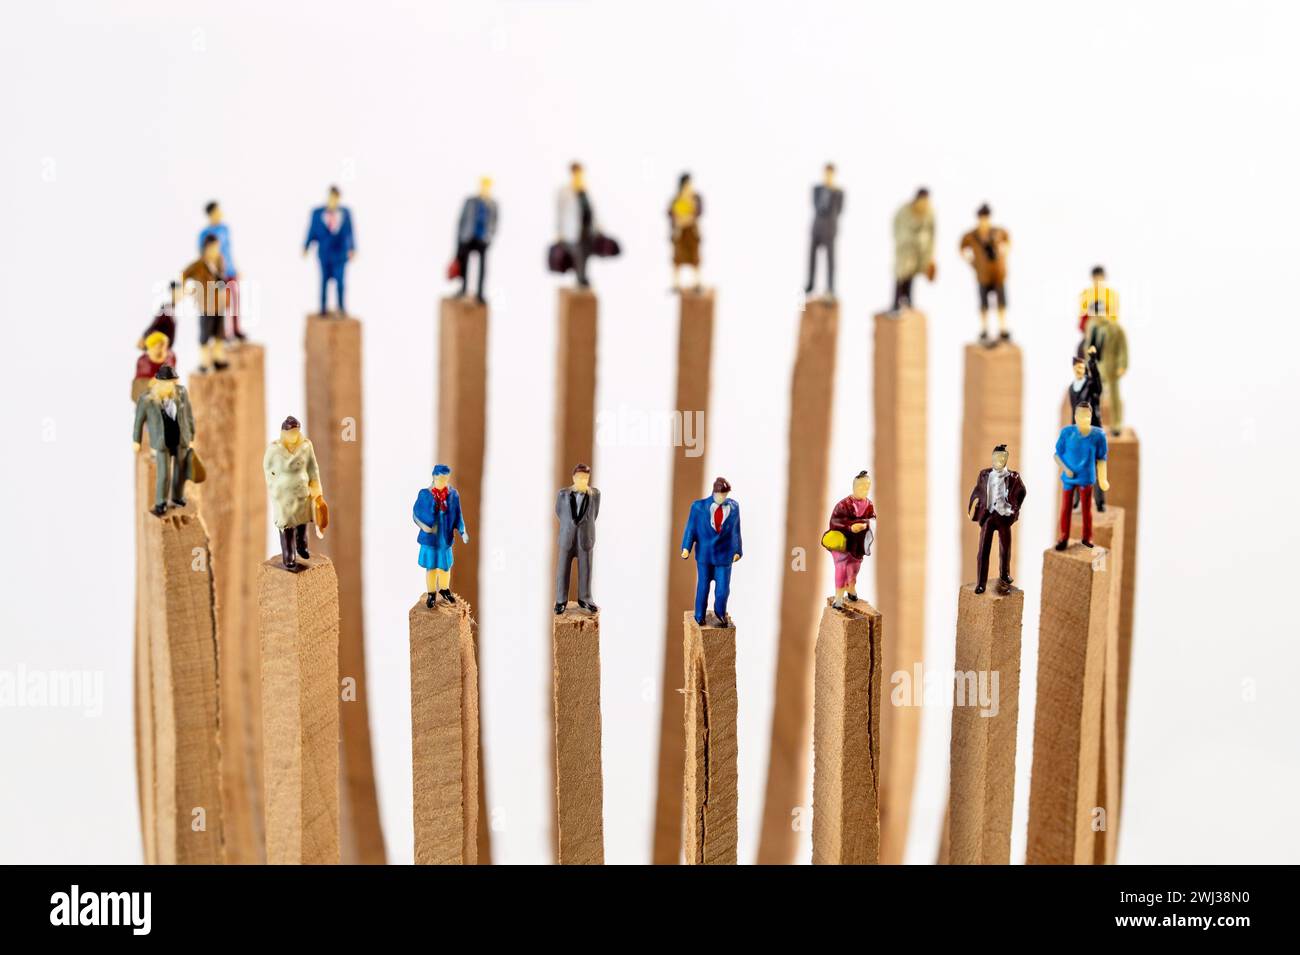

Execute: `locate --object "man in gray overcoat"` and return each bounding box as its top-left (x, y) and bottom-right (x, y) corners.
top-left (554, 463), bottom-right (600, 614)
top-left (132, 365), bottom-right (196, 516)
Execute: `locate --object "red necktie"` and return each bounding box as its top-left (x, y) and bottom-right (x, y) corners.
top-left (713, 504), bottom-right (724, 532)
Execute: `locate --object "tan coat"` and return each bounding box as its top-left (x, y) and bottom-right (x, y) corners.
top-left (959, 226), bottom-right (1010, 285)
top-left (263, 438), bottom-right (320, 529)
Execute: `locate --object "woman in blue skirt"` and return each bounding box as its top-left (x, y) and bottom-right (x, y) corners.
top-left (412, 464), bottom-right (469, 607)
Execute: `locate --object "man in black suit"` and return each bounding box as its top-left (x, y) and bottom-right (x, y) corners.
top-left (967, 444), bottom-right (1027, 595)
top-left (1068, 346), bottom-right (1107, 511)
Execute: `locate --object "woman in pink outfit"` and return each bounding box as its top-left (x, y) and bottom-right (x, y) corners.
top-left (825, 470), bottom-right (875, 609)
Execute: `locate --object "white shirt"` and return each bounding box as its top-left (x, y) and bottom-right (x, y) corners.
top-left (987, 467), bottom-right (1013, 517)
top-left (162, 398), bottom-right (177, 420)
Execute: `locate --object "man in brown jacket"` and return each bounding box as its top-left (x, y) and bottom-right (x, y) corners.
top-left (967, 444), bottom-right (1026, 594)
top-left (181, 233), bottom-right (228, 372)
top-left (959, 204), bottom-right (1011, 346)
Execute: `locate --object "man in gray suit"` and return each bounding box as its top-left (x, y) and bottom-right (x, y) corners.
top-left (805, 162), bottom-right (844, 298)
top-left (455, 177), bottom-right (498, 303)
top-left (131, 365), bottom-right (197, 516)
top-left (554, 463), bottom-right (600, 614)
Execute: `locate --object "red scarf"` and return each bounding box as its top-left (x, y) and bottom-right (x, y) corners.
top-left (431, 486), bottom-right (449, 512)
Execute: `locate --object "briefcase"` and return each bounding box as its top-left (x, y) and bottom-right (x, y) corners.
top-left (591, 233), bottom-right (621, 258)
top-left (446, 258), bottom-right (461, 280)
top-left (547, 241), bottom-right (573, 273)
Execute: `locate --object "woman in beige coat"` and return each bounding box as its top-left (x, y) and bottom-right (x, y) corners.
top-left (263, 415), bottom-right (327, 570)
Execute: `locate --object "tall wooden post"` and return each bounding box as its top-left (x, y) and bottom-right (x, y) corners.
top-left (682, 612), bottom-right (739, 865)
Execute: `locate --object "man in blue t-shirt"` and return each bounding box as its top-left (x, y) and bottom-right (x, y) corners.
top-left (1054, 402), bottom-right (1109, 549)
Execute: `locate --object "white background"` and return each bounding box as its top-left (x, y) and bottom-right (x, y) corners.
top-left (2, 1), bottom-right (1297, 864)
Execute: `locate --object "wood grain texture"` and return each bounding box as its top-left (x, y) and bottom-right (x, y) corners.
top-left (1026, 544), bottom-right (1110, 864)
top-left (304, 316), bottom-right (386, 865)
top-left (757, 299), bottom-right (840, 864)
top-left (959, 342), bottom-right (1023, 586)
top-left (435, 297), bottom-right (493, 864)
top-left (141, 504), bottom-right (224, 864)
top-left (189, 347), bottom-right (267, 863)
top-left (947, 585), bottom-right (1024, 865)
top-left (1071, 507), bottom-right (1125, 864)
top-left (553, 607), bottom-right (605, 864)
top-left (812, 600), bottom-right (882, 865)
top-left (682, 612), bottom-right (738, 865)
top-left (653, 290), bottom-right (715, 864)
top-left (1103, 430), bottom-right (1140, 815)
top-left (872, 309), bottom-right (928, 864)
top-left (134, 446), bottom-right (157, 863)
top-left (410, 596), bottom-right (479, 865)
top-left (258, 555), bottom-right (340, 865)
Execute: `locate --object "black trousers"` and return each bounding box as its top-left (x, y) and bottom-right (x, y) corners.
top-left (806, 238), bottom-right (835, 293)
top-left (893, 275), bottom-right (915, 310)
top-left (278, 523), bottom-right (309, 567)
top-left (456, 238), bottom-right (488, 299)
top-left (976, 512), bottom-right (1014, 588)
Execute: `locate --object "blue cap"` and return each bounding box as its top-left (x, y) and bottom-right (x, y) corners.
top-left (432, 464), bottom-right (452, 477)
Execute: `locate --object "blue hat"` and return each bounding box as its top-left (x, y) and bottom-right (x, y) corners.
top-left (432, 464), bottom-right (452, 477)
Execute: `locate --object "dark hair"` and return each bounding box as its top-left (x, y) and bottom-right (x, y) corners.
top-left (915, 187), bottom-right (930, 199)
top-left (569, 161), bottom-right (582, 173)
top-left (204, 200), bottom-right (219, 216)
top-left (977, 203), bottom-right (991, 217)
top-left (854, 470), bottom-right (870, 480)
top-left (280, 416), bottom-right (302, 431)
top-left (168, 280), bottom-right (179, 291)
top-left (712, 477), bottom-right (731, 494)
top-left (202, 233), bottom-right (220, 248)
top-left (328, 184), bottom-right (340, 196)
top-left (572, 463), bottom-right (592, 475)
top-left (678, 172), bottom-right (691, 190)
top-left (993, 444), bottom-right (1008, 453)
top-left (1091, 265), bottom-right (1105, 277)
top-left (825, 162), bottom-right (836, 172)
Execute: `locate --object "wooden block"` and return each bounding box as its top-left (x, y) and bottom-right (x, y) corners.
top-left (141, 504), bottom-right (225, 864)
top-left (1071, 506), bottom-right (1126, 864)
top-left (872, 308), bottom-right (928, 864)
top-left (1026, 544), bottom-right (1110, 864)
top-left (133, 445), bottom-right (157, 863)
top-left (757, 299), bottom-right (840, 865)
top-left (304, 315), bottom-right (386, 865)
top-left (653, 289), bottom-right (715, 864)
top-left (188, 349), bottom-right (268, 864)
top-left (812, 600), bottom-right (882, 865)
top-left (553, 606), bottom-right (605, 864)
top-left (436, 296), bottom-right (493, 865)
top-left (258, 555), bottom-right (341, 865)
top-left (947, 585), bottom-right (1024, 865)
top-left (959, 342), bottom-right (1023, 586)
top-left (410, 596), bottom-right (479, 865)
top-left (682, 612), bottom-right (739, 865)
top-left (1104, 430), bottom-right (1140, 810)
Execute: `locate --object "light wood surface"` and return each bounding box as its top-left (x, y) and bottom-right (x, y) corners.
top-left (1104, 429), bottom-right (1140, 817)
top-left (258, 555), bottom-right (341, 865)
top-left (812, 599), bottom-right (882, 864)
top-left (304, 315), bottom-right (386, 865)
top-left (947, 585), bottom-right (1024, 865)
top-left (682, 612), bottom-right (738, 865)
top-left (552, 606), bottom-right (605, 864)
top-left (757, 299), bottom-right (840, 864)
top-left (653, 289), bottom-right (715, 864)
top-left (872, 308), bottom-right (928, 863)
top-left (133, 446), bottom-right (156, 863)
top-left (410, 595), bottom-right (479, 865)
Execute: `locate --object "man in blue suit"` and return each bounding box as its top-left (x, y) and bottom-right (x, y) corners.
top-left (303, 185), bottom-right (356, 316)
top-left (680, 476), bottom-right (743, 627)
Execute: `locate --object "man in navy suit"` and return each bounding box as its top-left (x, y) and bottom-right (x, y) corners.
top-left (303, 185), bottom-right (356, 316)
top-left (680, 476), bottom-right (743, 627)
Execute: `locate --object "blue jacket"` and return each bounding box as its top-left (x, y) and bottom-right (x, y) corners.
top-left (304, 206), bottom-right (355, 265)
top-left (413, 487), bottom-right (465, 547)
top-left (681, 497), bottom-right (742, 565)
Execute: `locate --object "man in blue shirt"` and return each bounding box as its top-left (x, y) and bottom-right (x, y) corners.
top-left (1054, 403), bottom-right (1109, 549)
top-left (680, 477), bottom-right (743, 626)
top-left (303, 185), bottom-right (356, 316)
top-left (199, 200), bottom-right (244, 341)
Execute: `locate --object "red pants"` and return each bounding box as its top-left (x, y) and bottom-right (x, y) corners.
top-left (1060, 484), bottom-right (1093, 542)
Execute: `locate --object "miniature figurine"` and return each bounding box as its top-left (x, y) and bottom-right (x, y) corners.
top-left (680, 477), bottom-right (743, 627)
top-left (1054, 404), bottom-right (1108, 550)
top-left (891, 187), bottom-right (935, 312)
top-left (554, 463), bottom-right (600, 615)
top-left (132, 366), bottom-right (197, 516)
top-left (552, 162), bottom-right (619, 288)
top-left (132, 331), bottom-right (177, 401)
top-left (412, 464), bottom-right (469, 607)
top-left (452, 177), bottom-right (498, 304)
top-left (199, 200), bottom-right (244, 342)
top-left (1084, 306), bottom-right (1128, 436)
top-left (959, 204), bottom-right (1011, 345)
top-left (181, 234), bottom-right (229, 373)
top-left (264, 416), bottom-right (329, 571)
top-left (821, 470), bottom-right (875, 610)
top-left (303, 185), bottom-right (356, 316)
top-left (805, 162), bottom-right (844, 299)
top-left (1069, 346), bottom-right (1107, 512)
top-left (967, 445), bottom-right (1026, 595)
top-left (667, 173), bottom-right (703, 292)
top-left (1078, 265), bottom-right (1118, 338)
top-left (139, 281), bottom-right (181, 356)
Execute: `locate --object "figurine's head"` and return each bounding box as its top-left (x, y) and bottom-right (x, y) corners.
top-left (1072, 354), bottom-right (1087, 379)
top-left (205, 200), bottom-right (221, 225)
top-left (677, 172), bottom-right (693, 198)
top-left (711, 476), bottom-right (731, 505)
top-left (572, 463), bottom-right (591, 492)
top-left (326, 185), bottom-right (341, 210)
top-left (824, 162), bottom-right (836, 186)
top-left (201, 233), bottom-right (221, 267)
top-left (913, 187), bottom-right (931, 215)
top-left (991, 444), bottom-right (1009, 471)
top-left (1073, 402), bottom-right (1093, 432)
top-left (1091, 265), bottom-right (1106, 284)
top-left (976, 203), bottom-right (991, 230)
top-left (279, 416), bottom-right (304, 450)
top-left (144, 331), bottom-right (170, 363)
top-left (431, 463), bottom-right (452, 490)
top-left (479, 176), bottom-right (493, 197)
top-left (569, 162), bottom-right (585, 191)
top-left (150, 364), bottom-right (178, 400)
top-left (851, 470), bottom-right (871, 500)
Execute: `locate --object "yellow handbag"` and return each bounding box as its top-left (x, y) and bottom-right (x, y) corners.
top-left (820, 529), bottom-right (846, 552)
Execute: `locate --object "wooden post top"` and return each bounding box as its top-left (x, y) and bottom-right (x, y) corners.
top-left (409, 593), bottom-right (473, 626)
